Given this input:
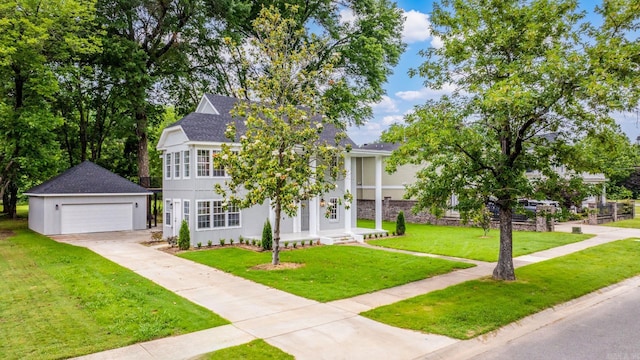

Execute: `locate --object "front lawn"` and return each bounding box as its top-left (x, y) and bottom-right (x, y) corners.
top-left (603, 218), bottom-right (640, 229)
top-left (362, 239), bottom-right (640, 339)
top-left (179, 246), bottom-right (473, 302)
top-left (0, 220), bottom-right (227, 360)
top-left (360, 219), bottom-right (592, 262)
top-left (194, 340), bottom-right (294, 360)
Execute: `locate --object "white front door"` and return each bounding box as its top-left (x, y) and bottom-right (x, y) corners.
top-left (172, 200), bottom-right (181, 237)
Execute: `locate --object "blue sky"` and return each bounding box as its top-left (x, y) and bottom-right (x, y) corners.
top-left (346, 0), bottom-right (640, 145)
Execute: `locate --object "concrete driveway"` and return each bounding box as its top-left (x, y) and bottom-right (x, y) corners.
top-left (54, 230), bottom-right (458, 360)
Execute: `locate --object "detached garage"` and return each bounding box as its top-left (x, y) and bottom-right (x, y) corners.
top-left (25, 161), bottom-right (151, 235)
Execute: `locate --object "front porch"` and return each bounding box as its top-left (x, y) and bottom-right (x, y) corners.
top-left (246, 227), bottom-right (388, 245)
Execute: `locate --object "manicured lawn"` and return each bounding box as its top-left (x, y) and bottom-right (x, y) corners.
top-left (195, 340), bottom-right (294, 360)
top-left (179, 246), bottom-right (473, 302)
top-left (360, 219), bottom-right (593, 262)
top-left (603, 217), bottom-right (640, 229)
top-left (0, 220), bottom-right (228, 360)
top-left (362, 239), bottom-right (640, 339)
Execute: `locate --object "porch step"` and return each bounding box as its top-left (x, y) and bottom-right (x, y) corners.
top-left (320, 234), bottom-right (356, 245)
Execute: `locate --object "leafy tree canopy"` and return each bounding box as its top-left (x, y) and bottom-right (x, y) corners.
top-left (383, 0), bottom-right (639, 280)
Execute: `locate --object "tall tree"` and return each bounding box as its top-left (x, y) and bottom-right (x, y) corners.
top-left (383, 0), bottom-right (639, 280)
top-left (97, 0), bottom-right (207, 186)
top-left (0, 0), bottom-right (100, 217)
top-left (215, 6), bottom-right (352, 265)
top-left (171, 0), bottom-right (405, 125)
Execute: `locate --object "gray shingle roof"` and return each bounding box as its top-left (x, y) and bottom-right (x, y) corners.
top-left (169, 94), bottom-right (356, 147)
top-left (359, 142), bottom-right (399, 151)
top-left (26, 161), bottom-right (151, 195)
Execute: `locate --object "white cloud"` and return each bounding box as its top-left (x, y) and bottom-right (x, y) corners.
top-left (382, 115), bottom-right (403, 125)
top-left (395, 83), bottom-right (458, 101)
top-left (371, 95), bottom-right (399, 113)
top-left (431, 35), bottom-right (444, 49)
top-left (339, 9), bottom-right (356, 24)
top-left (402, 10), bottom-right (431, 44)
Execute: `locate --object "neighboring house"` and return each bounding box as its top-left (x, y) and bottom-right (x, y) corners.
top-left (356, 142), bottom-right (607, 212)
top-left (25, 161), bottom-right (151, 235)
top-left (156, 94), bottom-right (390, 246)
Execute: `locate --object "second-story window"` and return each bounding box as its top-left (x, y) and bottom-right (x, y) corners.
top-left (165, 153), bottom-right (172, 179)
top-left (212, 151), bottom-right (226, 177)
top-left (197, 149), bottom-right (210, 177)
top-left (183, 150), bottom-right (190, 178)
top-left (174, 152), bottom-right (181, 179)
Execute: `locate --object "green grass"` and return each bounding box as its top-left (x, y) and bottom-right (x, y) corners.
top-left (179, 246), bottom-right (473, 302)
top-left (194, 339), bottom-right (294, 360)
top-left (362, 239), bottom-right (640, 339)
top-left (0, 219), bottom-right (228, 360)
top-left (603, 217), bottom-right (640, 228)
top-left (360, 219), bottom-right (592, 262)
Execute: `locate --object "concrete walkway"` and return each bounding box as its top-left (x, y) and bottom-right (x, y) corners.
top-left (53, 223), bottom-right (640, 360)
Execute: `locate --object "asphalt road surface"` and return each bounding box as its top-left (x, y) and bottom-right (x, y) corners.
top-left (471, 285), bottom-right (640, 360)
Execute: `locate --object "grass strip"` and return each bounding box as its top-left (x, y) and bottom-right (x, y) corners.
top-left (361, 239), bottom-right (640, 339)
top-left (180, 246), bottom-right (473, 302)
top-left (194, 339), bottom-right (294, 360)
top-left (603, 217), bottom-right (640, 228)
top-left (360, 219), bottom-right (592, 261)
top-left (0, 220), bottom-right (227, 360)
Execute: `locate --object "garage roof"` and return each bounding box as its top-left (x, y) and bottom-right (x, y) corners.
top-left (25, 161), bottom-right (152, 195)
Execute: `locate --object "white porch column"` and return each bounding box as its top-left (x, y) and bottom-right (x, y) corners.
top-left (293, 203), bottom-right (301, 233)
top-left (309, 159), bottom-right (318, 236)
top-left (344, 155), bottom-right (352, 234)
top-left (375, 155), bottom-right (383, 230)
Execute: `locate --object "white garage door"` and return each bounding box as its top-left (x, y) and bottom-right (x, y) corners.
top-left (61, 203), bottom-right (133, 234)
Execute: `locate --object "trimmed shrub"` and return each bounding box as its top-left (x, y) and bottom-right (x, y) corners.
top-left (178, 220), bottom-right (190, 250)
top-left (262, 220), bottom-right (273, 251)
top-left (219, 238), bottom-right (226, 246)
top-left (207, 240), bottom-right (212, 247)
top-left (196, 242), bottom-right (202, 248)
top-left (396, 211), bottom-right (406, 236)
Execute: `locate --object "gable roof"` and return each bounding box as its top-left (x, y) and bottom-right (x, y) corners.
top-left (25, 161), bottom-right (151, 195)
top-left (166, 94), bottom-right (356, 147)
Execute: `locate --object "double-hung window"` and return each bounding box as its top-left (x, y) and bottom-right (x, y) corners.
top-left (183, 200), bottom-right (190, 224)
top-left (197, 149), bottom-right (210, 177)
top-left (212, 151), bottom-right (225, 177)
top-left (213, 201), bottom-right (226, 227)
top-left (165, 200), bottom-right (172, 226)
top-left (228, 204), bottom-right (240, 226)
top-left (183, 150), bottom-right (190, 178)
top-left (165, 153), bottom-right (172, 179)
top-left (197, 201), bottom-right (211, 229)
top-left (174, 152), bottom-right (181, 179)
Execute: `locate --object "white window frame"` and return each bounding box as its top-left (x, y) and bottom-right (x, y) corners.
top-left (328, 197), bottom-right (338, 221)
top-left (165, 153), bottom-right (172, 179)
top-left (197, 201), bottom-right (211, 229)
top-left (173, 152), bottom-right (181, 179)
top-left (195, 199), bottom-right (241, 230)
top-left (183, 200), bottom-right (190, 224)
top-left (165, 200), bottom-right (172, 227)
top-left (183, 150), bottom-right (190, 179)
top-left (197, 149), bottom-right (210, 177)
top-left (212, 151), bottom-right (225, 177)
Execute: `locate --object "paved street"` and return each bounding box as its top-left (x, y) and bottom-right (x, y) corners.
top-left (469, 282), bottom-right (640, 360)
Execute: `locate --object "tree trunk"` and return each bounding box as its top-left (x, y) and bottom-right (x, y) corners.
top-left (6, 182), bottom-right (18, 220)
top-left (135, 110), bottom-right (150, 188)
top-left (493, 204), bottom-right (516, 280)
top-left (272, 202), bottom-right (281, 265)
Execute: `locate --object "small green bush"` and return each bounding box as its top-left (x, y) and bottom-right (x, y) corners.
top-left (219, 238), bottom-right (226, 246)
top-left (196, 242), bottom-right (202, 248)
top-left (239, 236), bottom-right (244, 244)
top-left (293, 242), bottom-right (297, 248)
top-left (178, 220), bottom-right (190, 250)
top-left (262, 220), bottom-right (273, 251)
top-left (207, 240), bottom-right (212, 247)
top-left (230, 239), bottom-right (235, 245)
top-left (396, 211), bottom-right (406, 236)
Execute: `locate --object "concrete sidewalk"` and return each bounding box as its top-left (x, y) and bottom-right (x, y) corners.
top-left (55, 224), bottom-right (640, 360)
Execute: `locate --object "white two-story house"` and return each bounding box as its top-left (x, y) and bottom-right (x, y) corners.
top-left (156, 94), bottom-right (389, 246)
